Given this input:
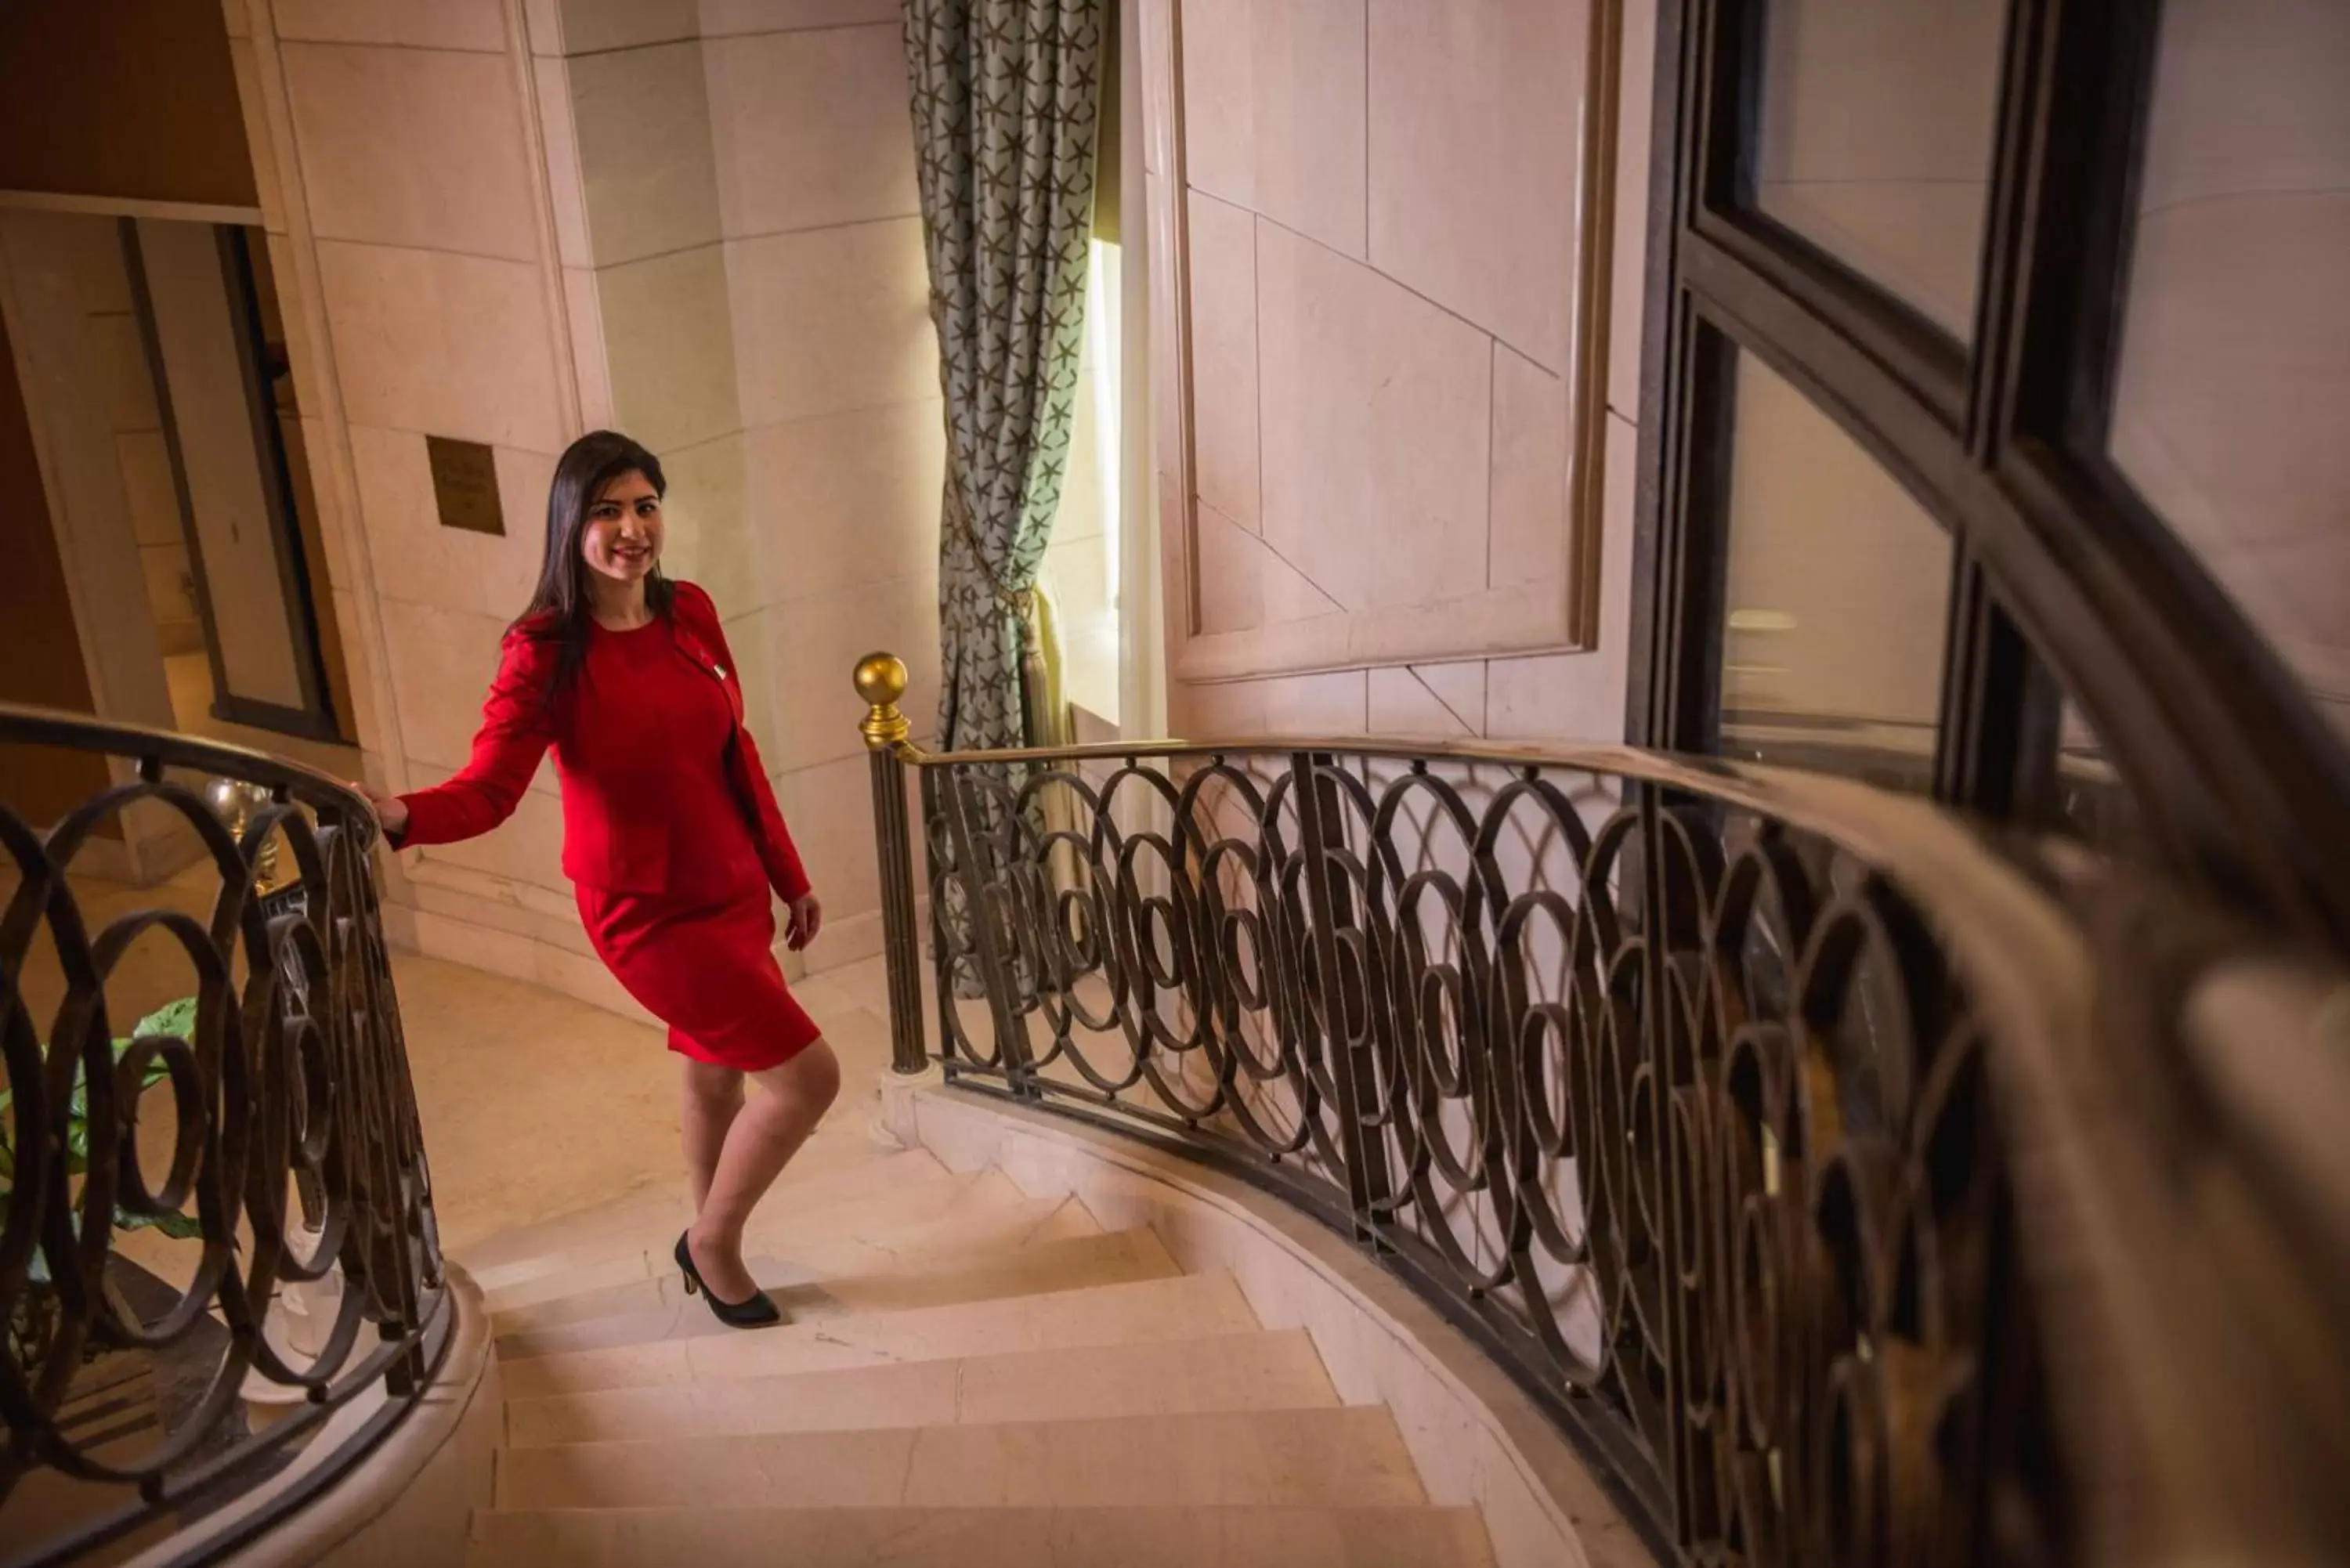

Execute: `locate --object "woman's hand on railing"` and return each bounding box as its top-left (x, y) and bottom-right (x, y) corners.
top-left (356, 780), bottom-right (409, 838)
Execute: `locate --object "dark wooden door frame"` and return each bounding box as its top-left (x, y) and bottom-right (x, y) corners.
top-left (121, 219), bottom-right (341, 744)
top-left (1627, 0), bottom-right (2350, 948)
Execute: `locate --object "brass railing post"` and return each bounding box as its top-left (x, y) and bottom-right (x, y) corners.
top-left (856, 652), bottom-right (932, 1075)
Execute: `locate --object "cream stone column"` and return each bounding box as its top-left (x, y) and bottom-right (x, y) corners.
top-left (226, 0), bottom-right (642, 1014)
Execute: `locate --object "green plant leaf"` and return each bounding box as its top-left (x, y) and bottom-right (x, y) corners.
top-left (114, 1207), bottom-right (203, 1240)
top-left (4, 995), bottom-right (203, 1256)
top-left (115, 996), bottom-right (191, 1093)
top-left (110, 1046), bottom-right (172, 1096)
top-left (132, 997), bottom-right (198, 1043)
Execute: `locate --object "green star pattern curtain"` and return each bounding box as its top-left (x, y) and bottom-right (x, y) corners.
top-left (903, 0), bottom-right (1104, 750)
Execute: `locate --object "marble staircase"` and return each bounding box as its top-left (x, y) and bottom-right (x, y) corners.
top-left (453, 1143), bottom-right (1495, 1566)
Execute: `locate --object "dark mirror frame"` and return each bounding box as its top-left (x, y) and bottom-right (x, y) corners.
top-left (1627, 0), bottom-right (2350, 949)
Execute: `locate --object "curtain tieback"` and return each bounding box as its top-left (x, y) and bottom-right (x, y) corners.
top-left (947, 486), bottom-right (1035, 618)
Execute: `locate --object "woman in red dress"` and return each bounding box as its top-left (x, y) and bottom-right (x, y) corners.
top-left (363, 430), bottom-right (837, 1328)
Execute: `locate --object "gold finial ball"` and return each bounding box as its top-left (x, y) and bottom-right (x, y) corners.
top-left (854, 651), bottom-right (908, 709)
top-left (204, 775), bottom-right (270, 828)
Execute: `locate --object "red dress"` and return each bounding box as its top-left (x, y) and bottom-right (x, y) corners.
top-left (392, 582), bottom-right (820, 1071)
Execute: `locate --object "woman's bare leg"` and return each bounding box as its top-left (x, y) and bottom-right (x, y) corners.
top-left (679, 1058), bottom-right (746, 1212)
top-left (686, 1039), bottom-right (841, 1303)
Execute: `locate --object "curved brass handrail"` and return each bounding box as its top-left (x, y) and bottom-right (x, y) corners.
top-left (0, 703), bottom-right (439, 1567)
top-left (0, 701), bottom-right (380, 830)
top-left (852, 651), bottom-right (2350, 1567)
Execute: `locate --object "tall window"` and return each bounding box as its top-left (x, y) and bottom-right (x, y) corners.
top-left (1638, 0), bottom-right (2350, 940)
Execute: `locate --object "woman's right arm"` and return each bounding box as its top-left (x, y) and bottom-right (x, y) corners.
top-left (375, 631), bottom-right (558, 850)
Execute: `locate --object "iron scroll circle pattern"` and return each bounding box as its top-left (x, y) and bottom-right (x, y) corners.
top-left (919, 747), bottom-right (2052, 1567)
top-left (0, 707), bottom-right (445, 1568)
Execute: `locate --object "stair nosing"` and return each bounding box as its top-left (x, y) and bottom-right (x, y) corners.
top-left (451, 1148), bottom-right (949, 1279)
top-left (490, 1227), bottom-right (1180, 1360)
top-left (497, 1327), bottom-right (1336, 1445)
top-left (468, 1166), bottom-right (1032, 1297)
top-left (494, 1270), bottom-right (1261, 1396)
top-left (486, 1204), bottom-right (1121, 1335)
top-left (480, 1186), bottom-right (1083, 1316)
top-left (465, 1501), bottom-right (1496, 1567)
top-left (493, 1402), bottom-right (1401, 1459)
top-left (504, 1324), bottom-right (1321, 1408)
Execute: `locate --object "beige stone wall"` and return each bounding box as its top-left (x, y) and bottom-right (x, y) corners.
top-left (218, 0), bottom-right (1664, 1018)
top-left (227, 0), bottom-right (631, 1010)
top-left (525, 0), bottom-right (940, 972)
top-left (700, 0), bottom-right (939, 973)
top-left (225, 0), bottom-right (941, 1012)
top-left (1141, 0), bottom-right (1657, 747)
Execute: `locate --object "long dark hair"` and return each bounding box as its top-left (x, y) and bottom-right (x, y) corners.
top-left (515, 429), bottom-right (676, 708)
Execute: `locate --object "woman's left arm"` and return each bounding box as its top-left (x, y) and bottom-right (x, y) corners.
top-left (689, 588), bottom-right (819, 936)
top-left (733, 720), bottom-right (812, 906)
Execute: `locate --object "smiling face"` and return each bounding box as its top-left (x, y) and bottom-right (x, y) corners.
top-left (579, 469), bottom-right (663, 589)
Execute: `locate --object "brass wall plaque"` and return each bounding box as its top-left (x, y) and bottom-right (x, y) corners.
top-left (426, 435), bottom-right (504, 537)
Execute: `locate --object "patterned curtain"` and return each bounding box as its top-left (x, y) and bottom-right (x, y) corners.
top-left (903, 0), bottom-right (1105, 751)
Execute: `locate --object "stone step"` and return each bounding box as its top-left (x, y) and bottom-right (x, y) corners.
top-left (450, 1147), bottom-right (944, 1283)
top-left (482, 1172), bottom-right (1073, 1318)
top-left (494, 1227), bottom-right (1180, 1362)
top-left (492, 1407), bottom-right (1425, 1511)
top-left (466, 1160), bottom-right (1008, 1299)
top-left (487, 1195), bottom-right (1102, 1339)
top-left (499, 1270), bottom-right (1260, 1399)
top-left (469, 1505), bottom-right (1495, 1567)
top-left (506, 1328), bottom-right (1335, 1447)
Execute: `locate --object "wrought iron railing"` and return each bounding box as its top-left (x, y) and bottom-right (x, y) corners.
top-left (0, 706), bottom-right (443, 1568)
top-left (853, 654), bottom-right (2350, 1568)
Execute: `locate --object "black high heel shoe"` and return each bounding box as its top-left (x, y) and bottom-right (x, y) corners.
top-left (674, 1231), bottom-right (783, 1328)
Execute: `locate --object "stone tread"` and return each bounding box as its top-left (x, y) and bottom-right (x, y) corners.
top-left (492, 1407), bottom-right (1426, 1511)
top-left (496, 1270), bottom-right (1263, 1399)
top-left (466, 1161), bottom-right (1014, 1299)
top-left (482, 1180), bottom-right (1083, 1319)
top-left (503, 1328), bottom-right (1336, 1446)
top-left (468, 1139), bottom-right (1485, 1562)
top-left (492, 1227), bottom-right (1180, 1362)
top-left (452, 1147), bottom-right (945, 1280)
top-left (468, 1505), bottom-right (1495, 1567)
